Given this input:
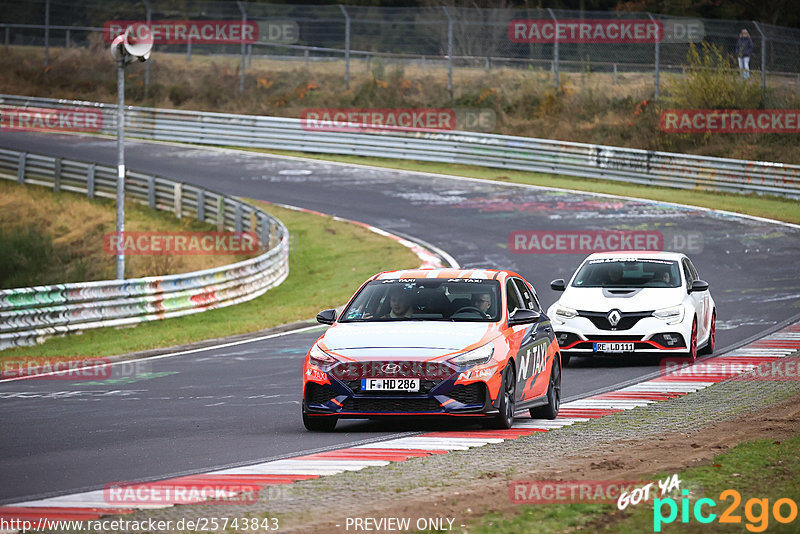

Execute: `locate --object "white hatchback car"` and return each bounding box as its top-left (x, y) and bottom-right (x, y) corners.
top-left (547, 251), bottom-right (715, 365)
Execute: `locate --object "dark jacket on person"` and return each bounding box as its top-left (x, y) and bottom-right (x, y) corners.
top-left (737, 37), bottom-right (754, 58)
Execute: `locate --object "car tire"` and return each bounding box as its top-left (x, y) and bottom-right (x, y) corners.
top-left (486, 363), bottom-right (516, 429)
top-left (700, 311), bottom-right (716, 355)
top-left (530, 354), bottom-right (561, 420)
top-left (685, 317), bottom-right (698, 362)
top-left (302, 410), bottom-right (338, 432)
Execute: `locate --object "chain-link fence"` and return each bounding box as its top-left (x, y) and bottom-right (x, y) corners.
top-left (2, 0), bottom-right (799, 99)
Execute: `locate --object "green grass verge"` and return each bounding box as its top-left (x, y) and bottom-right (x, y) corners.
top-left (236, 148), bottom-right (800, 226)
top-left (0, 202), bottom-right (419, 360)
top-left (465, 434), bottom-right (800, 533)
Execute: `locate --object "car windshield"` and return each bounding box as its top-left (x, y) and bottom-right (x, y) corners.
top-left (571, 259), bottom-right (681, 288)
top-left (340, 278), bottom-right (502, 322)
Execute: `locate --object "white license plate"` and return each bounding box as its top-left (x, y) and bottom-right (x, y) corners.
top-left (593, 342), bottom-right (635, 353)
top-left (362, 378), bottom-right (420, 392)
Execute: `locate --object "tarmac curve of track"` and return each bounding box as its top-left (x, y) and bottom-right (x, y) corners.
top-left (1, 132), bottom-right (799, 504)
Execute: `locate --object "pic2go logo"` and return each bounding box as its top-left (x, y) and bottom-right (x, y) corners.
top-left (654, 489), bottom-right (798, 532)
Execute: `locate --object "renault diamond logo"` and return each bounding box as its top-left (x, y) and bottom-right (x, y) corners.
top-left (607, 309), bottom-right (622, 327)
top-left (381, 363), bottom-right (400, 374)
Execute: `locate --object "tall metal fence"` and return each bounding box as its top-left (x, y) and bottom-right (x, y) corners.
top-left (0, 146), bottom-right (290, 350)
top-left (1, 0), bottom-right (799, 99)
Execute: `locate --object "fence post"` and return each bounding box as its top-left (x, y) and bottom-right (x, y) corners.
top-left (44, 0), bottom-right (50, 68)
top-left (259, 214), bottom-right (269, 250)
top-left (752, 21), bottom-right (766, 101)
top-left (65, 28), bottom-right (70, 48)
top-left (143, 0), bottom-right (151, 93)
top-left (17, 153), bottom-right (26, 184)
top-left (87, 163), bottom-right (95, 198)
top-left (187, 35), bottom-right (192, 61)
top-left (216, 196), bottom-right (225, 231)
top-left (53, 158), bottom-right (61, 192)
top-left (234, 203), bottom-right (243, 232)
top-left (236, 1), bottom-right (247, 93)
top-left (613, 63), bottom-right (617, 84)
top-left (4, 25), bottom-right (9, 47)
top-left (304, 49), bottom-right (309, 65)
top-left (339, 5), bottom-right (351, 90)
top-left (648, 13), bottom-right (660, 99)
top-left (248, 43), bottom-right (253, 67)
top-left (442, 6), bottom-right (453, 94)
top-left (547, 8), bottom-right (559, 89)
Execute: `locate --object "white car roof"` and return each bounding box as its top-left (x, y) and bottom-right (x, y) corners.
top-left (584, 251), bottom-right (687, 262)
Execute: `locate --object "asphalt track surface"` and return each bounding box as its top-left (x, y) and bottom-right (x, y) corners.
top-left (1, 132), bottom-right (799, 504)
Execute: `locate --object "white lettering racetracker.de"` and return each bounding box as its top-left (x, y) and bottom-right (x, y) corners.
top-left (343, 517), bottom-right (456, 531)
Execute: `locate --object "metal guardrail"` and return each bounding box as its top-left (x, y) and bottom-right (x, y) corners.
top-left (0, 147), bottom-right (289, 351)
top-left (1, 94), bottom-right (797, 198)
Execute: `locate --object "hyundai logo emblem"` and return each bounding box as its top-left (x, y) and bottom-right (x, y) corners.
top-left (381, 363), bottom-right (400, 374)
top-left (607, 309), bottom-right (622, 327)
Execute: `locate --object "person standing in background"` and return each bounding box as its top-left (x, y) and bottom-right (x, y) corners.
top-left (737, 29), bottom-right (754, 79)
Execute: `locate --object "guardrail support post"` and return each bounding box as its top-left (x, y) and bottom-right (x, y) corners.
top-left (65, 28), bottom-right (70, 48)
top-left (187, 36), bottom-right (192, 61)
top-left (269, 221), bottom-right (277, 250)
top-left (4, 26), bottom-right (9, 47)
top-left (174, 183), bottom-right (182, 218)
top-left (147, 176), bottom-right (155, 208)
top-left (547, 8), bottom-right (559, 90)
top-left (339, 5), bottom-right (351, 90)
top-left (234, 204), bottom-right (243, 232)
top-left (17, 153), bottom-right (26, 184)
top-left (613, 63), bottom-right (617, 84)
top-left (197, 189), bottom-right (205, 222)
top-left (216, 196), bottom-right (225, 231)
top-left (87, 163), bottom-right (95, 198)
top-left (259, 214), bottom-right (269, 250)
top-left (53, 158), bottom-right (61, 192)
top-left (442, 6), bottom-right (453, 95)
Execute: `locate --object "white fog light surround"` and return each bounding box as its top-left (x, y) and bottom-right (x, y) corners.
top-left (653, 305), bottom-right (685, 325)
top-left (449, 343), bottom-right (494, 367)
top-left (309, 344), bottom-right (339, 369)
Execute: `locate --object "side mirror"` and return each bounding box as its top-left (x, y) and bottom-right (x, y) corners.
top-left (508, 309), bottom-right (541, 326)
top-left (316, 309), bottom-right (337, 325)
top-left (689, 280), bottom-right (709, 293)
top-left (550, 279), bottom-right (566, 291)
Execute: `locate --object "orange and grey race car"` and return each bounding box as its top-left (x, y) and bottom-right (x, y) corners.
top-left (301, 268), bottom-right (562, 431)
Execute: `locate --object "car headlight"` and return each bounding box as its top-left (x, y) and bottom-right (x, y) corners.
top-left (554, 305), bottom-right (578, 320)
top-left (449, 343), bottom-right (494, 367)
top-left (309, 344), bottom-right (339, 369)
top-left (653, 305), bottom-right (685, 325)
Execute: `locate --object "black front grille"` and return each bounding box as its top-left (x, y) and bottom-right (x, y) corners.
top-left (346, 379), bottom-right (440, 394)
top-left (448, 383), bottom-right (485, 405)
top-left (330, 361), bottom-right (454, 380)
top-left (306, 383), bottom-right (337, 404)
top-left (342, 397), bottom-right (441, 413)
top-left (578, 310), bottom-right (653, 330)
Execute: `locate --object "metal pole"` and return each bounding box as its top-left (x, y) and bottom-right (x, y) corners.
top-left (752, 21), bottom-right (766, 101)
top-left (442, 6), bottom-right (453, 94)
top-left (236, 1), bottom-right (247, 93)
top-left (648, 13), bottom-right (659, 99)
top-left (4, 26), bottom-right (9, 47)
top-left (187, 35), bottom-right (191, 61)
top-left (44, 0), bottom-right (50, 67)
top-left (339, 5), bottom-right (350, 90)
top-left (65, 28), bottom-right (69, 48)
top-left (143, 0), bottom-right (151, 92)
top-left (116, 58), bottom-right (126, 280)
top-left (547, 8), bottom-right (559, 89)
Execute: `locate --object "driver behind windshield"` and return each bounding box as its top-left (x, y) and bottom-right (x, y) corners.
top-left (471, 291), bottom-right (492, 318)
top-left (381, 287), bottom-right (414, 319)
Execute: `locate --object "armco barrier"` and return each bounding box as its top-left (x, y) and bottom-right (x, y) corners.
top-left (1, 94), bottom-right (799, 198)
top-left (0, 147), bottom-right (289, 351)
